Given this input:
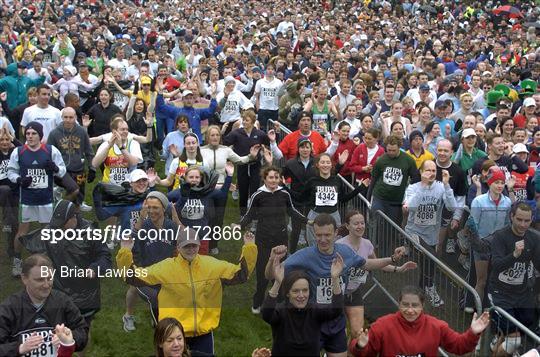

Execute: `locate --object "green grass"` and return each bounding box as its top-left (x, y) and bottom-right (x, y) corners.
top-left (0, 159), bottom-right (271, 356)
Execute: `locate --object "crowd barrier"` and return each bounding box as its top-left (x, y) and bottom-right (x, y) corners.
top-left (488, 304), bottom-right (540, 355)
top-left (337, 174), bottom-right (485, 355)
top-left (265, 118), bottom-right (540, 355)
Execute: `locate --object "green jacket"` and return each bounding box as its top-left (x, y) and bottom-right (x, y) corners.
top-left (278, 81), bottom-right (303, 125)
top-left (0, 63), bottom-right (45, 110)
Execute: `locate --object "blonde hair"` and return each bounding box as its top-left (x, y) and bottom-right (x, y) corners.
top-left (205, 125), bottom-right (221, 144)
top-left (0, 127), bottom-right (14, 141)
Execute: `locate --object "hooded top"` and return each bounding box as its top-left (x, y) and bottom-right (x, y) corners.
top-left (0, 63), bottom-right (45, 110)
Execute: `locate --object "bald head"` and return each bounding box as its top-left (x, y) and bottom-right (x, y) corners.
top-left (62, 107), bottom-right (77, 129)
top-left (436, 139), bottom-right (453, 164)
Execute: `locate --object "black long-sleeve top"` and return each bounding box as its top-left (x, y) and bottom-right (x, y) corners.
top-left (240, 186), bottom-right (307, 245)
top-left (488, 226), bottom-right (540, 305)
top-left (262, 292), bottom-right (343, 357)
top-left (282, 157), bottom-right (317, 206)
top-left (223, 127), bottom-right (269, 156)
top-left (86, 102), bottom-right (122, 137)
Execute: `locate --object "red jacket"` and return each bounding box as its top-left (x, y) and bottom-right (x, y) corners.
top-left (347, 144), bottom-right (385, 183)
top-left (349, 312), bottom-right (480, 357)
top-left (330, 138), bottom-right (357, 176)
top-left (278, 130), bottom-right (327, 160)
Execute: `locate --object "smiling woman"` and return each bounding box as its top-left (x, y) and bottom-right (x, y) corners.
top-left (350, 285), bottom-right (491, 357)
top-left (261, 253), bottom-right (344, 356)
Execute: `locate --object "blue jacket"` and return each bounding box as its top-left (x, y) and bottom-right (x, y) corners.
top-left (0, 63), bottom-right (45, 110)
top-left (156, 94), bottom-right (217, 144)
top-left (470, 192), bottom-right (511, 239)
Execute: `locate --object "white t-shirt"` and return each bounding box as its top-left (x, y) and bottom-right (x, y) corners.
top-left (216, 90), bottom-right (254, 123)
top-left (255, 77), bottom-right (282, 110)
top-left (334, 118), bottom-right (361, 139)
top-left (107, 58), bottom-right (130, 79)
top-left (21, 105), bottom-right (62, 141)
top-left (95, 137), bottom-right (144, 168)
top-left (367, 145), bottom-right (379, 164)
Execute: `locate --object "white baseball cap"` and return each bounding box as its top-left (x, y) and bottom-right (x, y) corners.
top-left (462, 128), bottom-right (477, 138)
top-left (512, 143), bottom-right (529, 154)
top-left (524, 97), bottom-right (536, 107)
top-left (129, 169), bottom-right (148, 182)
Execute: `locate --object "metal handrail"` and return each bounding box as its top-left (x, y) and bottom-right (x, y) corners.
top-left (490, 305), bottom-right (540, 344)
top-left (337, 174), bottom-right (372, 210)
top-left (267, 119), bottom-right (292, 135)
top-left (372, 209), bottom-right (484, 314)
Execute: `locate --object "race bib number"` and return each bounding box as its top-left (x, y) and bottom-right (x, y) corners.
top-left (113, 92), bottom-right (128, 109)
top-left (109, 167), bottom-right (129, 184)
top-left (348, 267), bottom-right (368, 291)
top-left (0, 159), bottom-right (8, 180)
top-left (414, 204), bottom-right (436, 225)
top-left (223, 101), bottom-right (239, 114)
top-left (262, 87), bottom-right (277, 98)
top-left (498, 262), bottom-right (530, 285)
top-left (312, 114), bottom-right (328, 133)
top-left (181, 199), bottom-right (204, 220)
top-left (316, 276), bottom-right (345, 304)
top-left (28, 169), bottom-right (48, 189)
top-left (515, 189), bottom-right (527, 202)
top-left (21, 330), bottom-right (55, 357)
top-left (315, 186), bottom-right (337, 206)
top-left (129, 210), bottom-right (140, 231)
top-left (382, 167), bottom-right (403, 186)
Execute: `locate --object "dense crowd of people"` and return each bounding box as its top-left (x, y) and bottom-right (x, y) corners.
top-left (0, 0), bottom-right (540, 355)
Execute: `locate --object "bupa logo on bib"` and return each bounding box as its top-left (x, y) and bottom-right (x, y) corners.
top-left (383, 167), bottom-right (403, 186)
top-left (315, 186), bottom-right (337, 206)
top-left (396, 354), bottom-right (425, 357)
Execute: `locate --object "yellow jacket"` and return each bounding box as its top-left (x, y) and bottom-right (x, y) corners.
top-left (116, 243), bottom-right (257, 337)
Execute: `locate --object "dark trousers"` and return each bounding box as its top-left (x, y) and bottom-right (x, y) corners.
top-left (138, 142), bottom-right (155, 170)
top-left (370, 196), bottom-right (403, 251)
top-left (237, 163), bottom-right (261, 216)
top-left (418, 241), bottom-right (437, 288)
top-left (257, 109), bottom-right (278, 132)
top-left (289, 204), bottom-right (309, 253)
top-left (136, 286), bottom-right (159, 325)
top-left (0, 185), bottom-right (18, 257)
top-left (186, 332), bottom-right (214, 355)
top-left (253, 242), bottom-right (273, 309)
top-left (209, 193), bottom-right (228, 250)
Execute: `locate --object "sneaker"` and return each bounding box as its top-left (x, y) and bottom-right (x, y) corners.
top-left (490, 336), bottom-right (499, 352)
top-left (12, 257), bottom-right (22, 277)
top-left (122, 314), bottom-right (136, 332)
top-left (232, 190), bottom-right (239, 200)
top-left (80, 203), bottom-right (92, 212)
top-left (457, 229), bottom-right (471, 253)
top-left (445, 239), bottom-right (456, 254)
top-left (298, 230), bottom-right (306, 245)
top-left (458, 253), bottom-right (470, 271)
top-left (210, 248), bottom-right (219, 255)
top-left (424, 285), bottom-right (444, 307)
top-left (251, 306), bottom-right (261, 314)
